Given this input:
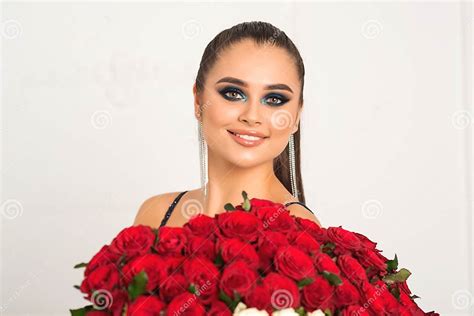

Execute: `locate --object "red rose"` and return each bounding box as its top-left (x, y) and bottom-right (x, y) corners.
top-left (250, 197), bottom-right (278, 208)
top-left (254, 205), bottom-right (296, 233)
top-left (85, 245), bottom-right (121, 277)
top-left (334, 277), bottom-right (360, 308)
top-left (161, 256), bottom-right (185, 276)
top-left (110, 289), bottom-right (129, 316)
top-left (264, 272), bottom-right (301, 309)
top-left (374, 250), bottom-right (389, 267)
top-left (183, 257), bottom-right (220, 304)
top-left (166, 292), bottom-right (206, 316)
top-left (314, 252), bottom-right (341, 275)
top-left (109, 225), bottom-right (155, 260)
top-left (355, 248), bottom-right (387, 275)
top-left (337, 254), bottom-right (368, 287)
top-left (295, 218), bottom-right (327, 242)
top-left (184, 214), bottom-right (218, 240)
top-left (86, 312), bottom-right (109, 316)
top-left (218, 238), bottom-right (259, 270)
top-left (155, 227), bottom-right (187, 256)
top-left (244, 284), bottom-right (273, 312)
top-left (339, 305), bottom-right (370, 316)
top-left (274, 246), bottom-right (315, 281)
top-left (127, 295), bottom-right (165, 315)
top-left (327, 226), bottom-right (362, 255)
top-left (219, 260), bottom-right (258, 299)
top-left (159, 273), bottom-right (188, 303)
top-left (207, 300), bottom-right (233, 316)
top-left (217, 211), bottom-right (262, 243)
top-left (372, 280), bottom-right (402, 314)
top-left (359, 280), bottom-right (389, 315)
top-left (399, 290), bottom-right (429, 315)
top-left (185, 235), bottom-right (216, 261)
top-left (80, 263), bottom-right (120, 299)
top-left (122, 254), bottom-right (165, 292)
top-left (301, 275), bottom-right (334, 311)
top-left (399, 280), bottom-right (412, 296)
top-left (289, 230), bottom-right (321, 257)
top-left (353, 232), bottom-right (378, 250)
top-left (257, 231), bottom-right (289, 271)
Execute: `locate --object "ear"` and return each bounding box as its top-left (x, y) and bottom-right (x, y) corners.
top-left (292, 106), bottom-right (302, 134)
top-left (193, 83), bottom-right (201, 120)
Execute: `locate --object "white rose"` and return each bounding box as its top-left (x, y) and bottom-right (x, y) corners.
top-left (271, 308), bottom-right (299, 316)
top-left (306, 309), bottom-right (325, 316)
top-left (233, 302), bottom-right (269, 316)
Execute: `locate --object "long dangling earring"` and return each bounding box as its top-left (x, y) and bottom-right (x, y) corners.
top-left (288, 133), bottom-right (298, 200)
top-left (198, 119), bottom-right (208, 197)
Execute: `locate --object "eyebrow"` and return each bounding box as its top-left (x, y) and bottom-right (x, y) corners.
top-left (215, 76), bottom-right (294, 94)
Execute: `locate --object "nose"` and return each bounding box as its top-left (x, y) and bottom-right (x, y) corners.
top-left (238, 97), bottom-right (262, 126)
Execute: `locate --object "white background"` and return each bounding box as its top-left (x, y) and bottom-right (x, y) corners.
top-left (1, 1), bottom-right (472, 315)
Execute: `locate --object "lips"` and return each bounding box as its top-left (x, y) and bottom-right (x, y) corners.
top-left (227, 129), bottom-right (268, 147)
top-left (227, 129), bottom-right (269, 139)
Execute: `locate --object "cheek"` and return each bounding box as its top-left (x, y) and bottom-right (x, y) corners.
top-left (202, 102), bottom-right (240, 145)
top-left (205, 101), bottom-right (240, 128)
top-left (265, 110), bottom-right (295, 154)
top-left (266, 108), bottom-right (298, 132)
top-left (267, 130), bottom-right (291, 156)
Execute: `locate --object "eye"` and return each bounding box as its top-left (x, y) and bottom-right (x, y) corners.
top-left (218, 87), bottom-right (246, 101)
top-left (262, 94), bottom-right (289, 106)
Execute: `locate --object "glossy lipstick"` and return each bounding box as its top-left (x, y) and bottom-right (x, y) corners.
top-left (227, 129), bottom-right (268, 147)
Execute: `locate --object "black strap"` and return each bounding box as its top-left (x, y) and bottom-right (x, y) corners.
top-left (160, 191), bottom-right (188, 227)
top-left (284, 201), bottom-right (315, 215)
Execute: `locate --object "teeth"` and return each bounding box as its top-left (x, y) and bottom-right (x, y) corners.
top-left (235, 133), bottom-right (262, 141)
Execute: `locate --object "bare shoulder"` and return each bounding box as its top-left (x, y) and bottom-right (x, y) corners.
top-left (285, 203), bottom-right (322, 227)
top-left (133, 191), bottom-right (181, 228)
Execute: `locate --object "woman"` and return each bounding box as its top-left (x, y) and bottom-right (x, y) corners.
top-left (134, 21), bottom-right (322, 228)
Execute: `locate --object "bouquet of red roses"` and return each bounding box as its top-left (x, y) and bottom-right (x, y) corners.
top-left (71, 191), bottom-right (438, 316)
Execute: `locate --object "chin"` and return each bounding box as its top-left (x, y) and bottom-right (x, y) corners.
top-left (225, 153), bottom-right (270, 168)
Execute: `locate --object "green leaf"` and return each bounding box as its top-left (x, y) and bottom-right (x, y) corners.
top-left (297, 277), bottom-right (314, 288)
top-left (189, 283), bottom-right (197, 294)
top-left (241, 191), bottom-right (251, 211)
top-left (411, 294), bottom-right (421, 300)
top-left (73, 262), bottom-right (87, 269)
top-left (214, 251), bottom-right (224, 266)
top-left (390, 286), bottom-right (401, 300)
top-left (73, 285), bottom-right (80, 290)
top-left (382, 268), bottom-right (411, 284)
top-left (234, 291), bottom-right (241, 302)
top-left (224, 203), bottom-right (235, 211)
top-left (69, 305), bottom-right (93, 316)
top-left (324, 308), bottom-right (333, 316)
top-left (321, 271), bottom-right (342, 286)
top-left (219, 289), bottom-right (233, 305)
top-left (121, 303), bottom-right (128, 316)
top-left (295, 306), bottom-right (306, 316)
top-left (127, 270), bottom-right (148, 300)
top-left (321, 242), bottom-right (335, 249)
top-left (219, 289), bottom-right (242, 312)
top-left (386, 254), bottom-right (399, 272)
top-left (320, 242), bottom-right (335, 256)
top-left (229, 291), bottom-right (241, 311)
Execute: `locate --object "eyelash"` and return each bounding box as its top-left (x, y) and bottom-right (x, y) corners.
top-left (218, 86), bottom-right (289, 106)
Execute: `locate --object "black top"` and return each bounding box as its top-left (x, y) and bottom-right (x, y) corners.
top-left (159, 191), bottom-right (315, 228)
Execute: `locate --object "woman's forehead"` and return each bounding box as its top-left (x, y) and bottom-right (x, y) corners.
top-left (208, 40), bottom-right (300, 89)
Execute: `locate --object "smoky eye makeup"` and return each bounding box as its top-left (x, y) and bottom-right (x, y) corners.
top-left (217, 85), bottom-right (291, 106)
top-left (218, 86), bottom-right (247, 101)
top-left (261, 93), bottom-right (290, 106)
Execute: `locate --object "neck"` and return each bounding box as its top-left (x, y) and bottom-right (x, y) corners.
top-left (200, 149), bottom-right (288, 217)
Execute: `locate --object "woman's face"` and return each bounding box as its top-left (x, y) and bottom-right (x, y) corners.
top-left (193, 38), bottom-right (302, 168)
